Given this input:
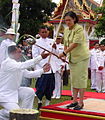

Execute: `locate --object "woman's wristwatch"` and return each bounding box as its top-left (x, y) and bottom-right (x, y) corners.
top-left (63, 51), bottom-right (66, 56)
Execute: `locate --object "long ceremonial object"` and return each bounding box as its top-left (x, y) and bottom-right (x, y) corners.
top-left (35, 43), bottom-right (69, 64)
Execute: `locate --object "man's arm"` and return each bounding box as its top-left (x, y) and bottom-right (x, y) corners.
top-left (32, 44), bottom-right (39, 58)
top-left (23, 63), bottom-right (51, 78)
top-left (2, 52), bottom-right (49, 72)
top-left (23, 69), bottom-right (44, 78)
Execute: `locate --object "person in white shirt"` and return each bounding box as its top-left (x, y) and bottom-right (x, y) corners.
top-left (0, 28), bottom-right (16, 67)
top-left (52, 34), bottom-right (65, 99)
top-left (0, 45), bottom-right (50, 120)
top-left (32, 26), bottom-right (59, 109)
top-left (95, 43), bottom-right (105, 93)
top-left (89, 42), bottom-right (99, 90)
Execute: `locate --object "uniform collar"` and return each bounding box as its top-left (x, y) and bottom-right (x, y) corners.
top-left (40, 37), bottom-right (48, 42)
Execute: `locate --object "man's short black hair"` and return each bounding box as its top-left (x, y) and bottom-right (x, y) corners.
top-left (93, 42), bottom-right (99, 46)
top-left (99, 43), bottom-right (105, 46)
top-left (39, 25), bottom-right (48, 31)
top-left (8, 45), bottom-right (17, 54)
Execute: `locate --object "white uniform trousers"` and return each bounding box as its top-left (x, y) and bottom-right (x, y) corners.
top-left (0, 87), bottom-right (35, 120)
top-left (91, 69), bottom-right (97, 89)
top-left (96, 71), bottom-right (105, 92)
top-left (53, 72), bottom-right (62, 98)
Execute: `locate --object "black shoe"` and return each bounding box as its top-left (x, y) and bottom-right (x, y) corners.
top-left (73, 104), bottom-right (84, 110)
top-left (66, 102), bottom-right (78, 109)
top-left (71, 96), bottom-right (73, 100)
top-left (37, 103), bottom-right (42, 110)
top-left (96, 90), bottom-right (101, 93)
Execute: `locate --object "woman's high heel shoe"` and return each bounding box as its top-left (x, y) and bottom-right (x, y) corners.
top-left (73, 104), bottom-right (84, 110)
top-left (66, 102), bottom-right (78, 109)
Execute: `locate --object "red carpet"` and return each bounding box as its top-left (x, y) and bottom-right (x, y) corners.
top-left (62, 90), bottom-right (105, 99)
top-left (33, 88), bottom-right (105, 99)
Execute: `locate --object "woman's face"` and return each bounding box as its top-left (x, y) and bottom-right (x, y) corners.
top-left (65, 16), bottom-right (75, 29)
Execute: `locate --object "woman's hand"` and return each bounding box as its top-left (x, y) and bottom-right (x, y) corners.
top-left (58, 53), bottom-right (69, 64)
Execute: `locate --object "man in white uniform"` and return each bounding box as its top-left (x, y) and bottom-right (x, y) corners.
top-left (0, 45), bottom-right (50, 120)
top-left (0, 28), bottom-right (16, 67)
top-left (52, 34), bottom-right (65, 99)
top-left (89, 42), bottom-right (99, 90)
top-left (95, 44), bottom-right (105, 92)
top-left (32, 26), bottom-right (58, 109)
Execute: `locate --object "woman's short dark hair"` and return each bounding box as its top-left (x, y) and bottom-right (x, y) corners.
top-left (8, 45), bottom-right (17, 54)
top-left (64, 11), bottom-right (79, 24)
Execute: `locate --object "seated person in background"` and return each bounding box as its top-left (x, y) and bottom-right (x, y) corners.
top-left (0, 45), bottom-right (50, 120)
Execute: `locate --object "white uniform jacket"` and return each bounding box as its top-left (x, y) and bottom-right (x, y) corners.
top-left (89, 48), bottom-right (100, 69)
top-left (95, 50), bottom-right (105, 72)
top-left (0, 56), bottom-right (44, 103)
top-left (0, 38), bottom-right (16, 65)
top-left (55, 43), bottom-right (65, 72)
top-left (32, 37), bottom-right (59, 73)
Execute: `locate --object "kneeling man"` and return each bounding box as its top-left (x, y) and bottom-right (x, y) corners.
top-left (0, 45), bottom-right (50, 120)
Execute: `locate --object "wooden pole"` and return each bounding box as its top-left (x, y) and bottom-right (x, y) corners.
top-left (55, 0), bottom-right (69, 40)
top-left (48, 0), bottom-right (69, 63)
